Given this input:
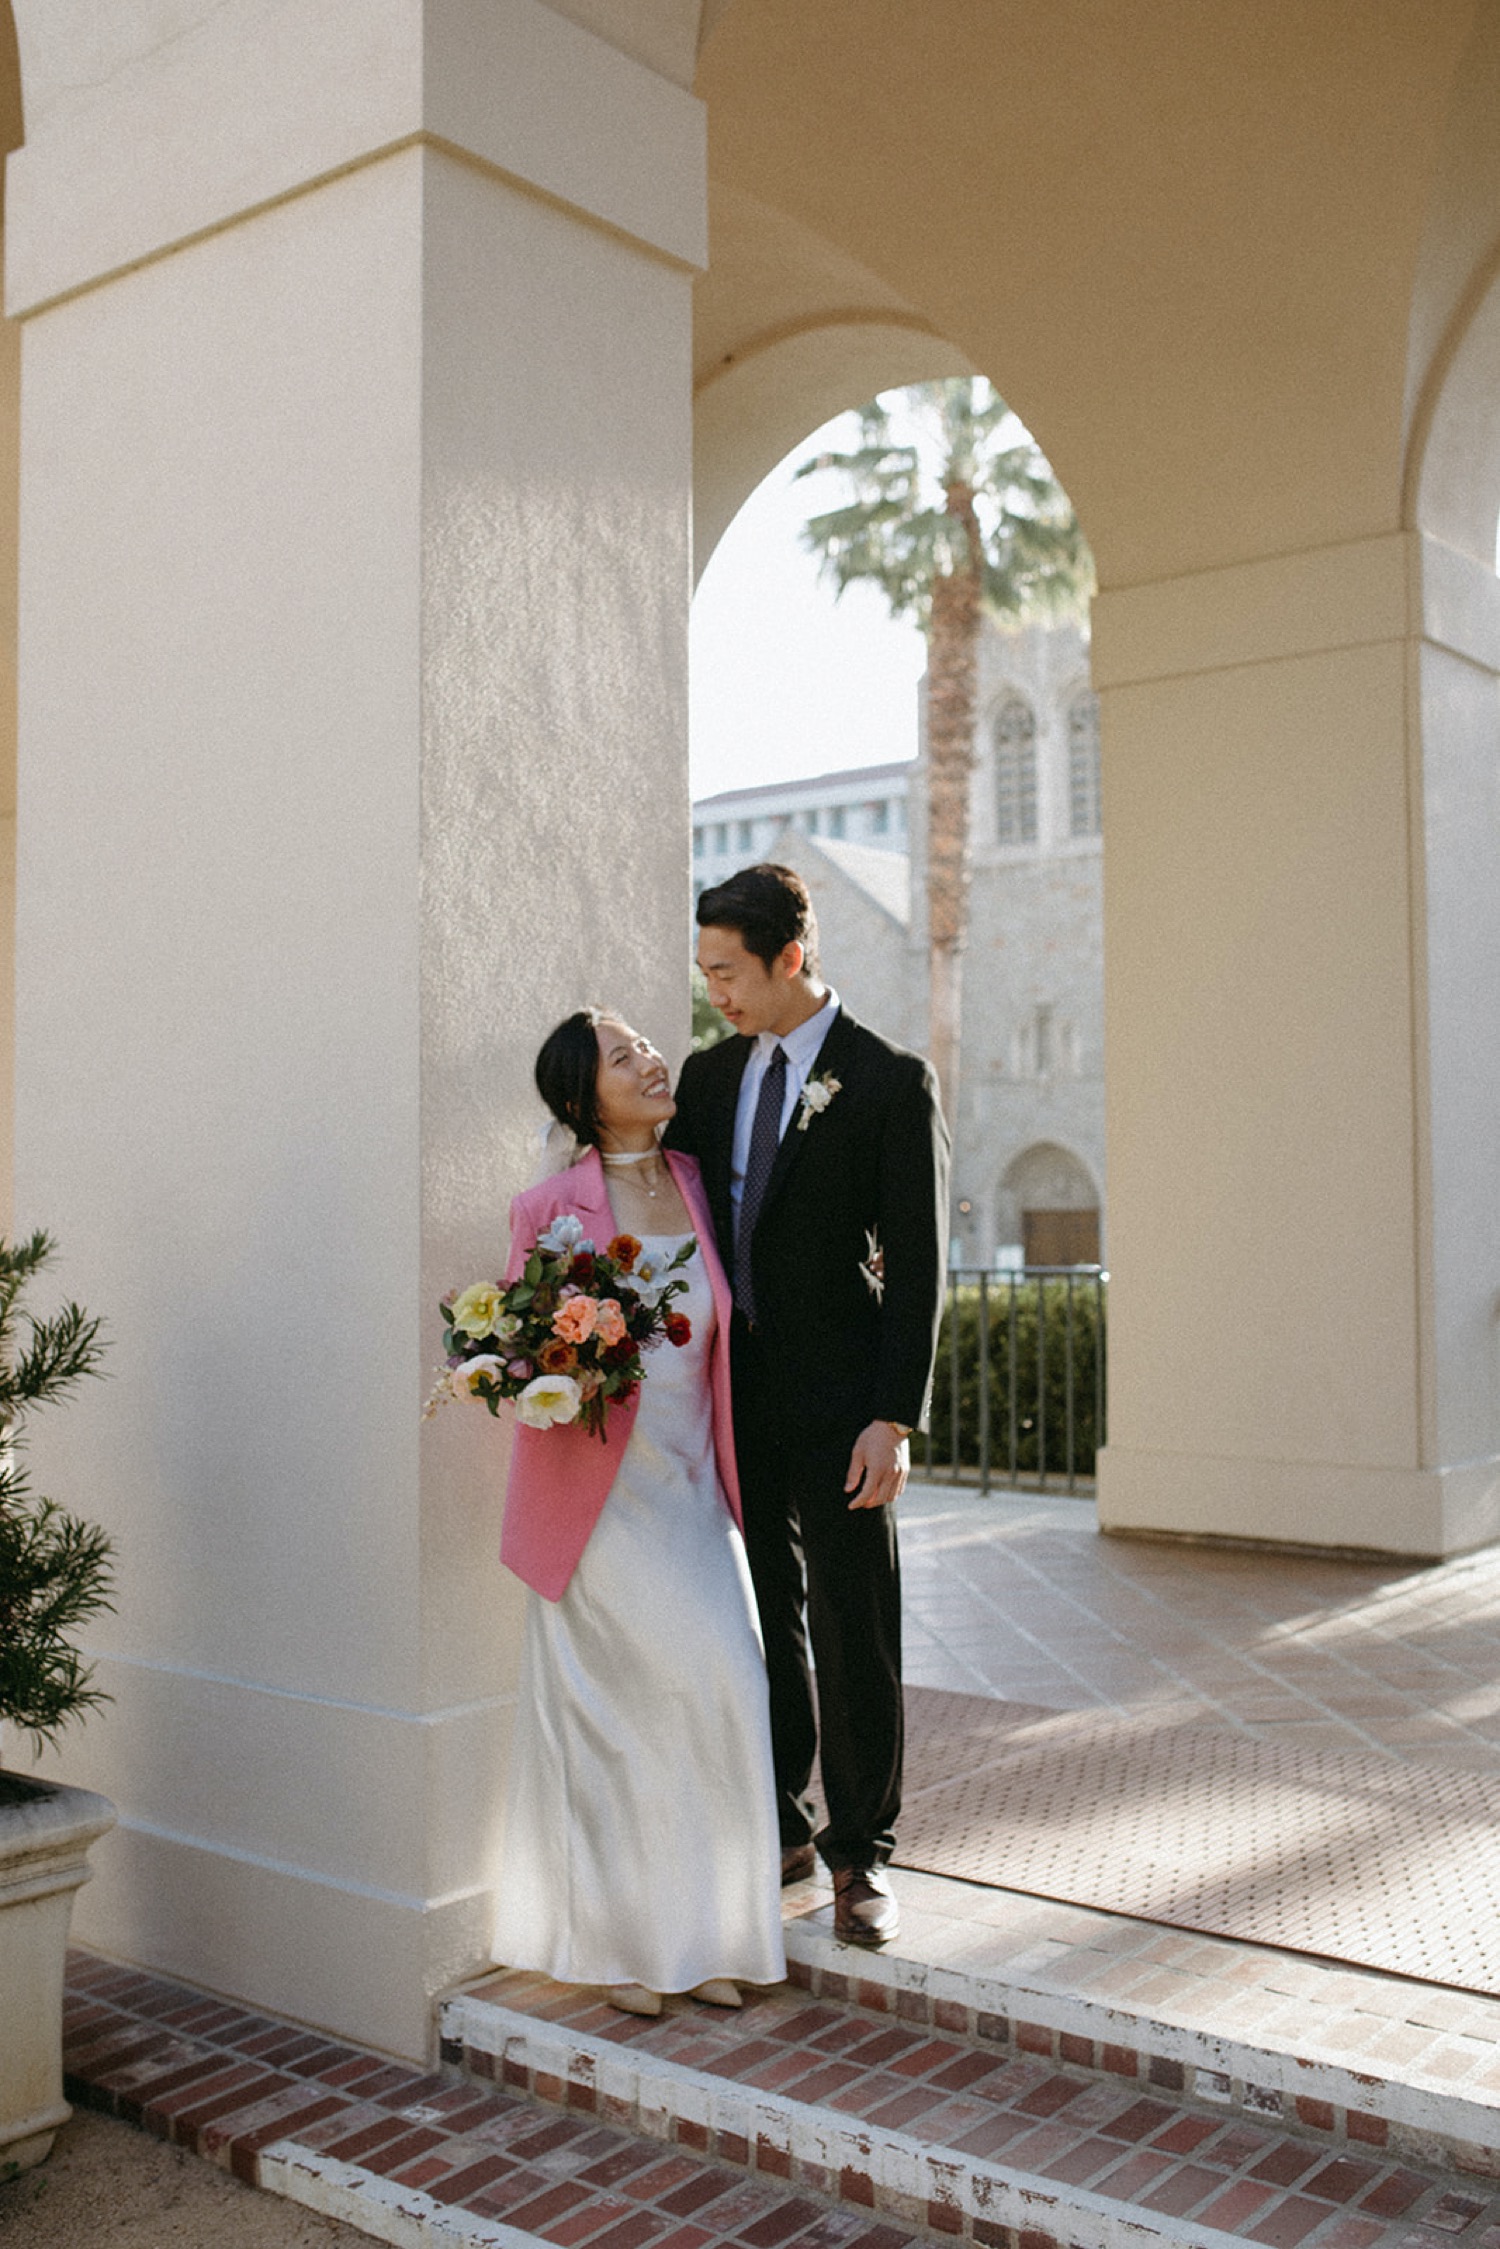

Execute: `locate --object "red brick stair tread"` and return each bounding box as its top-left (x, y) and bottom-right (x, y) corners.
top-left (62, 1951), bottom-right (1500, 2249)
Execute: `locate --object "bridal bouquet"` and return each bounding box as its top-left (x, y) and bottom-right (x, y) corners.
top-left (425, 1215), bottom-right (695, 1441)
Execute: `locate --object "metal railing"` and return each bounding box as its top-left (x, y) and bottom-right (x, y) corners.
top-left (921, 1266), bottom-right (1108, 1496)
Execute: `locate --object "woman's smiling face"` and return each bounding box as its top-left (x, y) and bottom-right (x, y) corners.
top-left (593, 1017), bottom-right (675, 1144)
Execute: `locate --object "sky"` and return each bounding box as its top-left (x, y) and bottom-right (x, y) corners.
top-left (687, 411), bottom-right (928, 804)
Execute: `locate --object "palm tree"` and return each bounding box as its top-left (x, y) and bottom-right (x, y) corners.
top-left (797, 379), bottom-right (1091, 1122)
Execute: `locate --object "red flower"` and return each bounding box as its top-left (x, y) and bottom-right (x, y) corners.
top-left (603, 1339), bottom-right (635, 1368)
top-left (570, 1250), bottom-right (596, 1282)
top-left (664, 1313), bottom-right (692, 1348)
top-left (538, 1339), bottom-right (578, 1374)
top-left (605, 1233), bottom-right (641, 1273)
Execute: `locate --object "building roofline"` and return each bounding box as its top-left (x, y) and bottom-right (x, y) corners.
top-left (693, 759), bottom-right (914, 811)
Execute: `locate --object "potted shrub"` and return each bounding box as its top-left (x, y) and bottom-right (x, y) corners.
top-left (0, 1232), bottom-right (114, 2180)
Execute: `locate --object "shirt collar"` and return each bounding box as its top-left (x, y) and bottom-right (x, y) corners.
top-left (757, 987), bottom-right (840, 1072)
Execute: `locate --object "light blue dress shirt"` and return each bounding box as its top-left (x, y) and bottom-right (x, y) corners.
top-left (728, 988), bottom-right (840, 1232)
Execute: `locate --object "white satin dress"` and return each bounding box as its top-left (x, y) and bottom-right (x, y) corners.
top-left (492, 1238), bottom-right (786, 1992)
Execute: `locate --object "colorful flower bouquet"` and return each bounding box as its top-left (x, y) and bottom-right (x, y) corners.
top-left (425, 1215), bottom-right (695, 1440)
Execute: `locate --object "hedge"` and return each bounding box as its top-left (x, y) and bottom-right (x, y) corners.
top-left (921, 1273), bottom-right (1106, 1483)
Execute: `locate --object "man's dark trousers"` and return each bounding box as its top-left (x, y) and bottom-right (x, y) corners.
top-left (731, 1307), bottom-right (903, 1870)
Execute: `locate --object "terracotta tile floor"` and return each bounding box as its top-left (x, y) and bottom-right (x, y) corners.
top-left (898, 1486), bottom-right (1500, 1770)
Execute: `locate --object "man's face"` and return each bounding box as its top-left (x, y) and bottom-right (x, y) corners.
top-left (697, 924), bottom-right (799, 1038)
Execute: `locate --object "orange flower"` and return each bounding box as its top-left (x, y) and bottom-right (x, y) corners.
top-left (593, 1298), bottom-right (627, 1348)
top-left (605, 1233), bottom-right (641, 1273)
top-left (553, 1294), bottom-right (598, 1344)
top-left (538, 1339), bottom-right (578, 1374)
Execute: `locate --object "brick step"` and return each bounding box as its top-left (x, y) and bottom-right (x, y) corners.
top-left (63, 1950), bottom-right (933, 2249)
top-left (443, 1963), bottom-right (1500, 2249)
top-left (780, 1909), bottom-right (1500, 2179)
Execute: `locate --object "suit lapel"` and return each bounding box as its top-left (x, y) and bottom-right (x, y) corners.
top-left (700, 1037), bottom-right (752, 1256)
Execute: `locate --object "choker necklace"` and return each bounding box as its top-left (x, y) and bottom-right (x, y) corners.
top-left (600, 1149), bottom-right (664, 1197)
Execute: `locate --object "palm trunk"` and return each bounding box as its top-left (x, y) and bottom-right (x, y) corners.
top-left (925, 487), bottom-right (982, 1129)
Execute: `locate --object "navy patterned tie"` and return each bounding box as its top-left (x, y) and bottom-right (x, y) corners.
top-left (734, 1044), bottom-right (788, 1320)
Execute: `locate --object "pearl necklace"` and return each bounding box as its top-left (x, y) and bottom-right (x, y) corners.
top-left (600, 1149), bottom-right (665, 1198)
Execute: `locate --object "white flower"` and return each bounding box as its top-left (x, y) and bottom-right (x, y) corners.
top-left (797, 1072), bottom-right (842, 1131)
top-left (626, 1257), bottom-right (666, 1307)
top-left (453, 1353), bottom-right (507, 1398)
top-left (538, 1214), bottom-right (591, 1255)
top-left (515, 1373), bottom-right (583, 1428)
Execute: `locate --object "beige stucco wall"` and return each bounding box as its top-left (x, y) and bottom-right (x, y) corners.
top-left (10, 0), bottom-right (702, 2058)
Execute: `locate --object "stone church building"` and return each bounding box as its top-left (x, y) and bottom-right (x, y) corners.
top-left (695, 619), bottom-right (1106, 1270)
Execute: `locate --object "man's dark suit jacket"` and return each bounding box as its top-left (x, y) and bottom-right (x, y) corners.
top-left (667, 1006), bottom-right (950, 1441)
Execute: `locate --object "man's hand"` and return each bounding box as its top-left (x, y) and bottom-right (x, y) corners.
top-left (845, 1420), bottom-right (910, 1510)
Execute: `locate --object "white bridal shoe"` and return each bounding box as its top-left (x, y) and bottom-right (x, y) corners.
top-left (606, 1983), bottom-right (663, 2017)
top-left (688, 1979), bottom-right (742, 2008)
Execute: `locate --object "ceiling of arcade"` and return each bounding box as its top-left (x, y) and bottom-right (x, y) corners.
top-left (693, 0), bottom-right (1494, 587)
top-left (0, 5), bottom-right (1497, 580)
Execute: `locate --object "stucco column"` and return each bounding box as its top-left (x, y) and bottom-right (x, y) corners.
top-left (7, 0), bottom-right (702, 2056)
top-left (1094, 533), bottom-right (1500, 1559)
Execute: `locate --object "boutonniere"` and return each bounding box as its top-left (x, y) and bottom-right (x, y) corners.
top-left (860, 1228), bottom-right (885, 1302)
top-left (796, 1070), bottom-right (842, 1131)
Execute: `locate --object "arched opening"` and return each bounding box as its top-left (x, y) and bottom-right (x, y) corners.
top-left (998, 1141), bottom-right (1101, 1270)
top-left (694, 314), bottom-right (972, 581)
top-left (692, 360), bottom-right (1104, 1298)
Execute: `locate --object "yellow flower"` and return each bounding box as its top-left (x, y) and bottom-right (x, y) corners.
top-left (451, 1283), bottom-right (504, 1339)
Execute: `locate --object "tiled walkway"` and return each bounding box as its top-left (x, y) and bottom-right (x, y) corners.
top-left (51, 1484), bottom-right (1500, 2249)
top-left (898, 1487), bottom-right (1500, 1769)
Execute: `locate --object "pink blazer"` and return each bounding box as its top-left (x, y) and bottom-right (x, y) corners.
top-left (498, 1146), bottom-right (742, 1600)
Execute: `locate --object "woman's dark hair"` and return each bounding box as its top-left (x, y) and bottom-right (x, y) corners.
top-left (535, 1008), bottom-right (607, 1145)
top-left (695, 863), bottom-right (820, 977)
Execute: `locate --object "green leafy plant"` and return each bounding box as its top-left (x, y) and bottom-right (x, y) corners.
top-left (0, 1232), bottom-right (111, 1761)
top-left (925, 1275), bottom-right (1106, 1483)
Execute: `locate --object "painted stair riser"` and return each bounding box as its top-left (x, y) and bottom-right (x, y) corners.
top-left (781, 1932), bottom-right (1500, 2179)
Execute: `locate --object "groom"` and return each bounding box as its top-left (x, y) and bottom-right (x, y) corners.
top-left (667, 864), bottom-right (949, 1944)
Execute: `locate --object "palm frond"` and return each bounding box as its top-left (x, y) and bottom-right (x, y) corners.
top-left (796, 378), bottom-right (1091, 630)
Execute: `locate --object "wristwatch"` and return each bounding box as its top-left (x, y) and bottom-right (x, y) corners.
top-left (885, 1420), bottom-right (913, 1442)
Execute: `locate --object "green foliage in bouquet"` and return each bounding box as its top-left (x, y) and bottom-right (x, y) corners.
top-left (0, 1232), bottom-right (111, 1756)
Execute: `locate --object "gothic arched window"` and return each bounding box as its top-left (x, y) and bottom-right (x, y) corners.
top-left (1068, 692), bottom-right (1102, 837)
top-left (993, 696), bottom-right (1038, 844)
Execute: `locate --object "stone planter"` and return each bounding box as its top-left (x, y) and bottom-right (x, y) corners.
top-left (0, 1773), bottom-right (115, 2178)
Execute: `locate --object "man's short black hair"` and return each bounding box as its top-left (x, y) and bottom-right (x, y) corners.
top-left (696, 863), bottom-right (821, 978)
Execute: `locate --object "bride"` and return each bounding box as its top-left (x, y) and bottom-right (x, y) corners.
top-left (492, 1007), bottom-right (785, 2015)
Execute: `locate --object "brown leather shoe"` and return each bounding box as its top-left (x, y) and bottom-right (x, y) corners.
top-left (780, 1843), bottom-right (817, 1886)
top-left (832, 1866), bottom-right (899, 1945)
